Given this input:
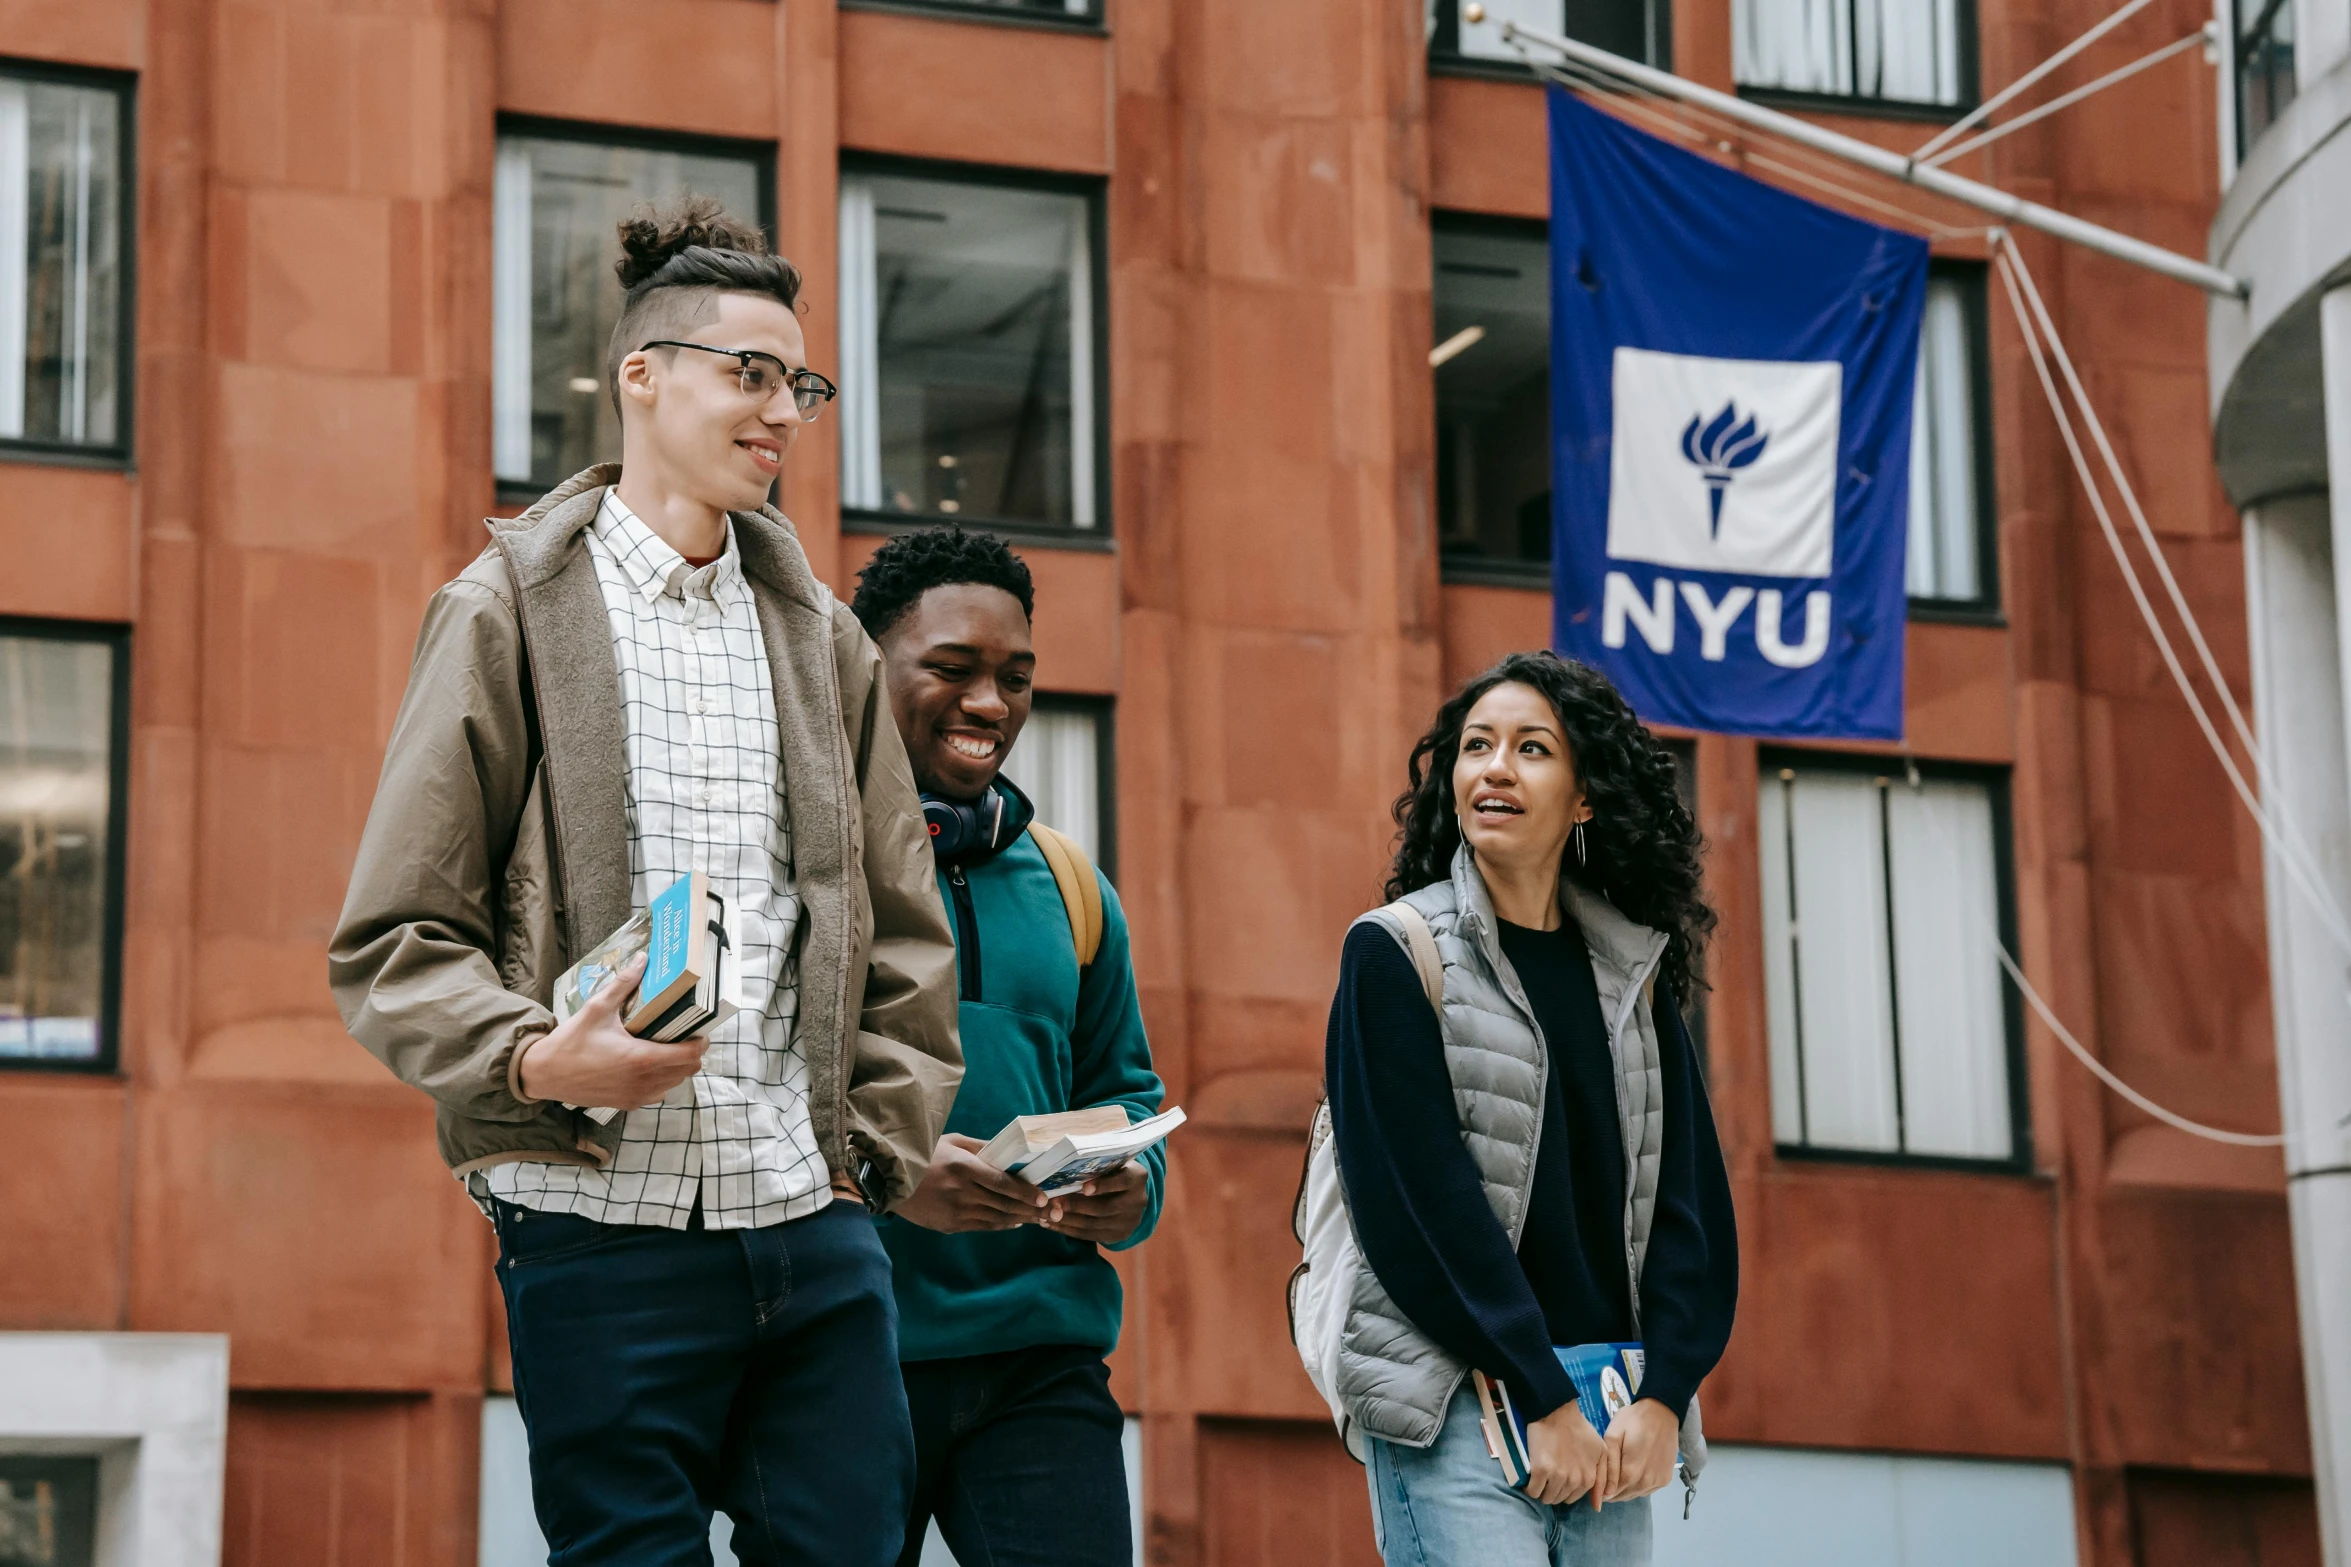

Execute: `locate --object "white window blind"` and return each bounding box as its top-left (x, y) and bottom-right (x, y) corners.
top-left (1734, 0), bottom-right (1965, 105)
top-left (0, 74), bottom-right (122, 449)
top-left (1907, 275), bottom-right (1983, 601)
top-left (1759, 766), bottom-right (2012, 1160)
top-left (999, 704), bottom-right (1105, 864)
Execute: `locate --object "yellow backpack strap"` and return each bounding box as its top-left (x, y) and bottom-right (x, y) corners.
top-left (1027, 822), bottom-right (1104, 968)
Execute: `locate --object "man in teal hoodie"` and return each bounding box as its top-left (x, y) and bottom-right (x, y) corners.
top-left (852, 527), bottom-right (1166, 1567)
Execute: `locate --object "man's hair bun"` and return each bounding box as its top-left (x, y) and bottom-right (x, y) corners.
top-left (613, 195), bottom-right (772, 292)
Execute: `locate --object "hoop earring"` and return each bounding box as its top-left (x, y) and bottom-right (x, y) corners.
top-left (1573, 820), bottom-right (1588, 867)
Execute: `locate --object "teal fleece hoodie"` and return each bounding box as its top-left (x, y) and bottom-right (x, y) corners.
top-left (876, 782), bottom-right (1166, 1363)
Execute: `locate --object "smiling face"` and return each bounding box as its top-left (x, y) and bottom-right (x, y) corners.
top-left (614, 290), bottom-right (809, 514)
top-left (876, 582), bottom-right (1036, 800)
top-left (1452, 680), bottom-right (1591, 881)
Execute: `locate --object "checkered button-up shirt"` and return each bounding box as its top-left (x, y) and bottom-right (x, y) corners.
top-left (481, 490), bottom-right (831, 1228)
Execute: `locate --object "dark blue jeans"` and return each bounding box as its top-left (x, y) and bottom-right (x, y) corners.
top-left (897, 1344), bottom-right (1131, 1567)
top-left (493, 1198), bottom-right (914, 1567)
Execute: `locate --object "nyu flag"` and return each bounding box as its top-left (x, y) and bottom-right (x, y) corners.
top-left (1548, 87), bottom-right (1927, 741)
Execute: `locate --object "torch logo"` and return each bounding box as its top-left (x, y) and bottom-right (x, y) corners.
top-left (1679, 403), bottom-right (1770, 537)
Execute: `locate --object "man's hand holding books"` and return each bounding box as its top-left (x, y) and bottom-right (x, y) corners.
top-left (895, 1134), bottom-right (1057, 1233)
top-left (518, 953), bottom-right (708, 1109)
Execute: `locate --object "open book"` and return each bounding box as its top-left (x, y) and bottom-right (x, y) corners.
top-left (977, 1105), bottom-right (1187, 1197)
top-left (1471, 1342), bottom-right (1647, 1490)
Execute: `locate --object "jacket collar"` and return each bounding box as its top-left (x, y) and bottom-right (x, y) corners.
top-left (1446, 840), bottom-right (1668, 985)
top-left (489, 463), bottom-right (830, 615)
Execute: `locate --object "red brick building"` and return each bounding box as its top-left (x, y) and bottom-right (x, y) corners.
top-left (0, 0), bottom-right (2319, 1563)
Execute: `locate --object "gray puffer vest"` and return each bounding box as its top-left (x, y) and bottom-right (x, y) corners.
top-left (1335, 844), bottom-right (1707, 1479)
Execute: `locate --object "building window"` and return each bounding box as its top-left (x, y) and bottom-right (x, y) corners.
top-left (838, 167), bottom-right (1101, 534)
top-left (1428, 0), bottom-right (1672, 71)
top-left (1733, 0), bottom-right (1974, 111)
top-left (492, 127), bottom-right (772, 492)
top-left (0, 1455), bottom-right (98, 1566)
top-left (999, 697), bottom-right (1112, 870)
top-left (1757, 760), bottom-right (2022, 1164)
top-left (1434, 216), bottom-right (1552, 578)
top-left (1906, 266), bottom-right (1993, 608)
top-left (0, 69), bottom-right (129, 459)
top-left (2234, 0), bottom-right (2294, 156)
top-left (0, 622), bottom-right (128, 1072)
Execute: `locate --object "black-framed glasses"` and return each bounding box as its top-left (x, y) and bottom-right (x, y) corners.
top-left (640, 341), bottom-right (841, 419)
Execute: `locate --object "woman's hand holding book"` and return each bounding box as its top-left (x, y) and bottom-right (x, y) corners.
top-left (1601, 1397), bottom-right (1679, 1503)
top-left (1524, 1400), bottom-right (1613, 1509)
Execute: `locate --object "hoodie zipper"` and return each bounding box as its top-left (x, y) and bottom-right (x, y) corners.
top-left (946, 865), bottom-right (983, 1002)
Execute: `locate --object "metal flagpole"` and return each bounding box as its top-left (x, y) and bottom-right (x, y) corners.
top-left (1482, 13), bottom-right (2249, 299)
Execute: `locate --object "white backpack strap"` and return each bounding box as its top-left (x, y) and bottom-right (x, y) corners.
top-left (1358, 900), bottom-right (1443, 1014)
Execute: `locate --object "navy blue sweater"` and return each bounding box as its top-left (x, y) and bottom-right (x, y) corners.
top-left (1325, 917), bottom-right (1736, 1422)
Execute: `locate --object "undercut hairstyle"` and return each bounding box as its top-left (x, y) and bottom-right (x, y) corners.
top-left (1387, 650), bottom-right (1716, 1008)
top-left (606, 195), bottom-right (803, 414)
top-left (850, 527), bottom-right (1036, 641)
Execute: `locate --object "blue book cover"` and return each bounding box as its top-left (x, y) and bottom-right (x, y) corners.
top-left (1471, 1342), bottom-right (1646, 1489)
top-left (639, 873), bottom-right (696, 1012)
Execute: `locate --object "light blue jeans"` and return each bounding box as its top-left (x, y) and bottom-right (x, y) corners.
top-left (1366, 1385), bottom-right (1652, 1567)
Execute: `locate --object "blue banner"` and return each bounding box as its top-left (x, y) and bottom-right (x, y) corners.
top-left (1547, 86), bottom-right (1927, 741)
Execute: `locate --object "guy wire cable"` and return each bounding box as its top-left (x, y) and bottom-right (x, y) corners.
top-left (1997, 236), bottom-right (2351, 943)
top-left (1993, 241), bottom-right (2351, 958)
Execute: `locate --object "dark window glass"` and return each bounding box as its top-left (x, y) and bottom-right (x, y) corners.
top-left (1434, 219), bottom-right (1552, 573)
top-left (1429, 0), bottom-right (1671, 71)
top-left (492, 131), bottom-right (769, 491)
top-left (0, 1455), bottom-right (99, 1567)
top-left (0, 73), bottom-right (128, 455)
top-left (1733, 0), bottom-right (1974, 109)
top-left (839, 170), bottom-right (1098, 531)
top-left (0, 625), bottom-right (125, 1070)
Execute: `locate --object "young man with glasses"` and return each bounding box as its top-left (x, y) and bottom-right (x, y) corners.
top-left (332, 198), bottom-right (961, 1566)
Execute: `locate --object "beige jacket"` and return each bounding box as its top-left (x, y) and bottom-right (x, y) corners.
top-left (329, 466), bottom-right (962, 1205)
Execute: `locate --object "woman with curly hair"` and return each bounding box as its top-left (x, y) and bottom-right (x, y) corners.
top-left (1324, 650), bottom-right (1737, 1567)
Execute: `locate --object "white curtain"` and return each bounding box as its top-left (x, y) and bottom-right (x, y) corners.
top-left (1907, 278), bottom-right (1980, 600)
top-left (837, 175), bottom-right (882, 512)
top-left (1736, 0), bottom-right (1855, 94)
top-left (1738, 0), bottom-right (1959, 101)
top-left (1886, 781), bottom-right (2011, 1157)
top-left (1758, 772), bottom-right (1809, 1145)
top-left (1760, 770), bottom-right (1900, 1151)
top-left (1066, 212), bottom-right (1096, 529)
top-left (1000, 706), bottom-right (1103, 863)
top-left (0, 81), bottom-right (27, 440)
top-left (491, 142), bottom-right (533, 483)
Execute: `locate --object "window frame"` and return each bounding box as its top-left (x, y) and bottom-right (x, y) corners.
top-left (1431, 208), bottom-right (1558, 590)
top-left (1732, 0), bottom-right (1981, 121)
top-left (2232, 0), bottom-right (2295, 159)
top-left (0, 615), bottom-right (132, 1078)
top-left (1426, 0), bottom-right (1675, 78)
top-left (490, 114), bottom-right (779, 505)
top-left (839, 0), bottom-right (1106, 32)
top-left (837, 152), bottom-right (1112, 550)
top-left (0, 57), bottom-right (137, 472)
top-left (1756, 748), bottom-right (2031, 1175)
top-left (1905, 259), bottom-right (2000, 624)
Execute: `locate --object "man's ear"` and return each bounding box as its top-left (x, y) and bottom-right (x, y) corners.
top-left (616, 349), bottom-right (659, 413)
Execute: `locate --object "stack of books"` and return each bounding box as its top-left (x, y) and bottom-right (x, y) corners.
top-left (978, 1105), bottom-right (1187, 1196)
top-left (1471, 1342), bottom-right (1647, 1489)
top-left (551, 870), bottom-right (737, 1120)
